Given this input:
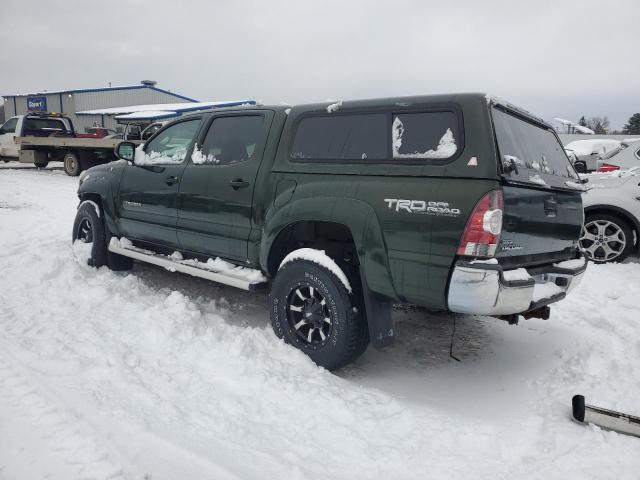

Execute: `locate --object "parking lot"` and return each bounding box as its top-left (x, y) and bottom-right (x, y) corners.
top-left (1, 164), bottom-right (639, 479)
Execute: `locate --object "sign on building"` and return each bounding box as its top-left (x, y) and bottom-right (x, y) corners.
top-left (27, 96), bottom-right (47, 112)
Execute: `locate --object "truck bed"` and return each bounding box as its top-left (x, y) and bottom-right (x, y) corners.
top-left (16, 135), bottom-right (139, 150)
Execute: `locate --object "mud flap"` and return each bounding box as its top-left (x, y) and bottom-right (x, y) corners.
top-left (359, 270), bottom-right (394, 348)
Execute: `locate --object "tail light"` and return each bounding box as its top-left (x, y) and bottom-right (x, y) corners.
top-left (597, 163), bottom-right (620, 173)
top-left (457, 190), bottom-right (504, 257)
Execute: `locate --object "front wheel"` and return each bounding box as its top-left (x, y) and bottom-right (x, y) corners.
top-left (580, 214), bottom-right (634, 263)
top-left (270, 254), bottom-right (369, 370)
top-left (72, 202), bottom-right (108, 267)
top-left (72, 201), bottom-right (133, 270)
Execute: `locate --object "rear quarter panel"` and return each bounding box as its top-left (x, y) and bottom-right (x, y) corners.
top-left (266, 94), bottom-right (499, 309)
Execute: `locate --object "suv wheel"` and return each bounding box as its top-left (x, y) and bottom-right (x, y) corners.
top-left (72, 201), bottom-right (133, 270)
top-left (64, 152), bottom-right (81, 176)
top-left (580, 214), bottom-right (634, 263)
top-left (270, 255), bottom-right (369, 370)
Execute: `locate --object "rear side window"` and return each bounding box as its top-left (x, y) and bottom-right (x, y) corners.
top-left (493, 107), bottom-right (577, 187)
top-left (291, 114), bottom-right (387, 161)
top-left (290, 110), bottom-right (461, 163)
top-left (392, 112), bottom-right (458, 159)
top-left (193, 115), bottom-right (264, 165)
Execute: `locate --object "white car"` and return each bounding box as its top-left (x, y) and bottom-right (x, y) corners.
top-left (565, 139), bottom-right (622, 172)
top-left (595, 139), bottom-right (640, 172)
top-left (581, 169), bottom-right (640, 262)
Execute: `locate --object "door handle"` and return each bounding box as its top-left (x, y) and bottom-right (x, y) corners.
top-left (229, 179), bottom-right (250, 190)
top-left (165, 175), bottom-right (179, 186)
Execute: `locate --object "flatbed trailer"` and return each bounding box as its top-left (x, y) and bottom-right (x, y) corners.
top-left (16, 135), bottom-right (141, 176)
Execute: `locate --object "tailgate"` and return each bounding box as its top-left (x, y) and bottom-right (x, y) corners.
top-left (498, 185), bottom-right (583, 265)
top-left (491, 105), bottom-right (584, 266)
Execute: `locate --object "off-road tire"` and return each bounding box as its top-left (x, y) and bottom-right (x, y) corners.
top-left (581, 213), bottom-right (634, 263)
top-left (72, 202), bottom-right (133, 270)
top-left (72, 202), bottom-right (108, 267)
top-left (64, 152), bottom-right (81, 176)
top-left (270, 258), bottom-right (369, 370)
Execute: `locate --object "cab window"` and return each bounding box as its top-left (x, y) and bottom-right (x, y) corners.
top-left (135, 119), bottom-right (200, 165)
top-left (0, 118), bottom-right (18, 134)
top-left (192, 115), bottom-right (264, 165)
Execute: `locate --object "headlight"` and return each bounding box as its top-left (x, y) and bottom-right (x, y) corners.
top-left (79, 171), bottom-right (89, 184)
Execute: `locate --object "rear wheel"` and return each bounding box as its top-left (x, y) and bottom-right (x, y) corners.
top-left (580, 214), bottom-right (634, 263)
top-left (64, 152), bottom-right (81, 176)
top-left (270, 254), bottom-right (369, 370)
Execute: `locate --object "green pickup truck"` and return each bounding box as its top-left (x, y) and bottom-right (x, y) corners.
top-left (73, 93), bottom-right (587, 370)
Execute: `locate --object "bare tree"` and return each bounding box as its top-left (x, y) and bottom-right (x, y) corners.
top-left (586, 116), bottom-right (610, 134)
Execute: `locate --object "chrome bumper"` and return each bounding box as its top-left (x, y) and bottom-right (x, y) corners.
top-left (447, 255), bottom-right (587, 316)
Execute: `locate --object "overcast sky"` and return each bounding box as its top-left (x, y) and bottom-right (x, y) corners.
top-left (2, 0), bottom-right (638, 129)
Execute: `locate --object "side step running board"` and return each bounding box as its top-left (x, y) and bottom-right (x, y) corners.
top-left (108, 239), bottom-right (268, 292)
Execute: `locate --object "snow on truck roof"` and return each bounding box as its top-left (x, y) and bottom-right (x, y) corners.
top-left (76, 100), bottom-right (255, 116)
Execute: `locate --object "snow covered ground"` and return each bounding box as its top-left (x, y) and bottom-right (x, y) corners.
top-left (1, 163), bottom-right (639, 480)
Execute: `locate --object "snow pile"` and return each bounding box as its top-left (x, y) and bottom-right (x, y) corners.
top-left (191, 145), bottom-right (220, 165)
top-left (280, 248), bottom-right (351, 292)
top-left (564, 180), bottom-right (586, 191)
top-left (554, 259), bottom-right (586, 270)
top-left (502, 268), bottom-right (531, 282)
top-left (528, 174), bottom-right (548, 186)
top-left (180, 257), bottom-right (267, 283)
top-left (326, 101), bottom-right (342, 113)
top-left (1, 169), bottom-right (640, 479)
top-left (392, 117), bottom-right (457, 159)
top-left (565, 139), bottom-right (621, 157)
top-left (531, 281), bottom-right (564, 302)
top-left (134, 144), bottom-right (187, 165)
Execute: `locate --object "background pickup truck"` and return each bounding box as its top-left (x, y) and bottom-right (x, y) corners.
top-left (73, 93), bottom-right (587, 370)
top-left (0, 112), bottom-right (140, 176)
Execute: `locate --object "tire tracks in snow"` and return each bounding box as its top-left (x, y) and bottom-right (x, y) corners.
top-left (0, 349), bottom-right (126, 480)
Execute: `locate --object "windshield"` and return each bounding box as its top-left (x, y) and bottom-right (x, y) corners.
top-left (492, 106), bottom-right (578, 188)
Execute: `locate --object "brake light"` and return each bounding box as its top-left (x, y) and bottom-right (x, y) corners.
top-left (597, 163), bottom-right (620, 173)
top-left (457, 190), bottom-right (504, 257)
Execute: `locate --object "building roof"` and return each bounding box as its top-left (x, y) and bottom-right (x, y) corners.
top-left (76, 100), bottom-right (254, 116)
top-left (2, 84), bottom-right (197, 102)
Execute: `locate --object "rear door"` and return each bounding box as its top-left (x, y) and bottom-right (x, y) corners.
top-left (177, 111), bottom-right (272, 261)
top-left (116, 118), bottom-right (201, 248)
top-left (491, 106), bottom-right (584, 266)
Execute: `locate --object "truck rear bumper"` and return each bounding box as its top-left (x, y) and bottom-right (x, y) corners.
top-left (447, 255), bottom-right (587, 316)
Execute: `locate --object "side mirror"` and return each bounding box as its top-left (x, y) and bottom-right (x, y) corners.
top-left (115, 141), bottom-right (136, 161)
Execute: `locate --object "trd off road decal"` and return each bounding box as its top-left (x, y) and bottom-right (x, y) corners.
top-left (384, 199), bottom-right (461, 217)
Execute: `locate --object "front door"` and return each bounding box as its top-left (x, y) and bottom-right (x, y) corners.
top-left (177, 112), bottom-right (272, 261)
top-left (116, 118), bottom-right (201, 248)
top-left (0, 117), bottom-right (20, 158)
